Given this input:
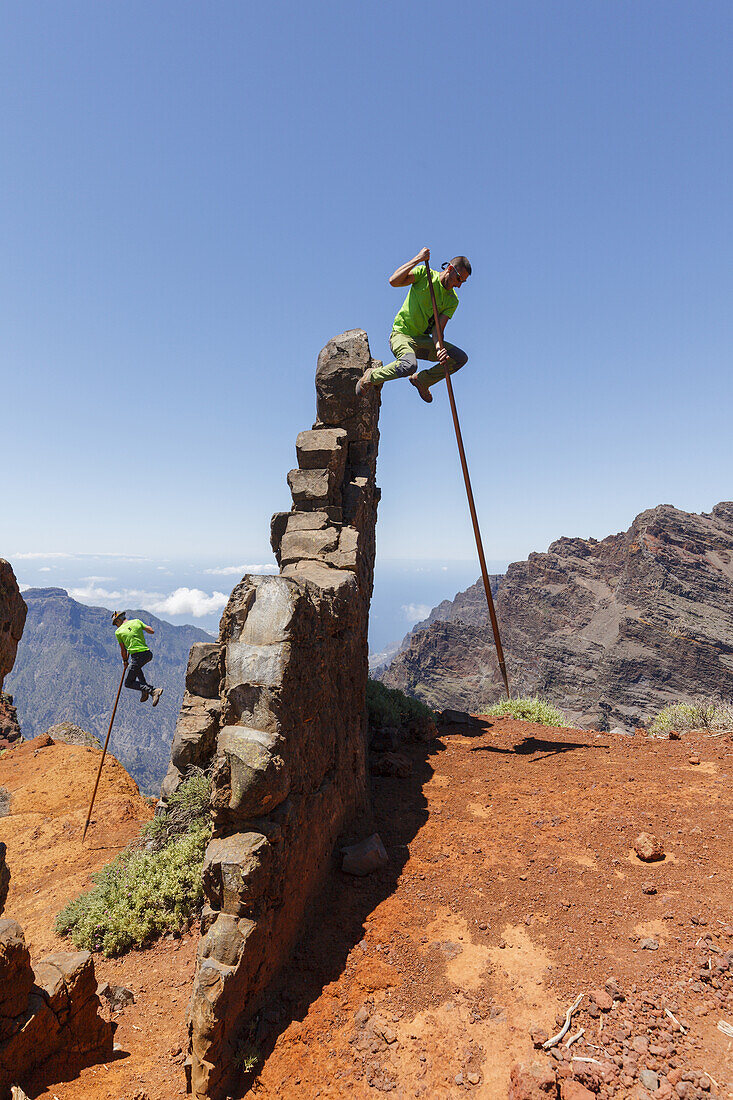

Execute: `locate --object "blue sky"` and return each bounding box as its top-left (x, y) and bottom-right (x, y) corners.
top-left (3, 2), bottom-right (733, 645)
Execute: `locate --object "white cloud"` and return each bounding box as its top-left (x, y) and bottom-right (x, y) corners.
top-left (70, 584), bottom-right (141, 604)
top-left (68, 584), bottom-right (227, 618)
top-left (39, 567), bottom-right (52, 573)
top-left (401, 603), bottom-right (432, 623)
top-left (149, 588), bottom-right (228, 617)
top-left (204, 563), bottom-right (278, 576)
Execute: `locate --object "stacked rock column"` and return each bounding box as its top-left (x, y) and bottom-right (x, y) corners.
top-left (186, 330), bottom-right (381, 1099)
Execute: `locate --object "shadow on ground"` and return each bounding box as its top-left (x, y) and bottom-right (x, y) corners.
top-left (472, 733), bottom-right (608, 760)
top-left (232, 732), bottom-right (443, 1097)
top-left (232, 721), bottom-right (607, 1097)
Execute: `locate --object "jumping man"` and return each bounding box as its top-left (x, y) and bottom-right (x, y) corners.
top-left (356, 247), bottom-right (471, 404)
top-left (112, 611), bottom-right (163, 705)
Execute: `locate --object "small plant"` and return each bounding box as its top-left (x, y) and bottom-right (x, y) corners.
top-left (648, 698), bottom-right (733, 736)
top-left (233, 1021), bottom-right (261, 1076)
top-left (366, 679), bottom-right (433, 728)
top-left (234, 1043), bottom-right (260, 1074)
top-left (479, 695), bottom-right (570, 727)
top-left (55, 771), bottom-right (212, 956)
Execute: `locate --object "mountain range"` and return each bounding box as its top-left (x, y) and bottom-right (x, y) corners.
top-left (378, 501), bottom-right (733, 730)
top-left (6, 588), bottom-right (212, 793)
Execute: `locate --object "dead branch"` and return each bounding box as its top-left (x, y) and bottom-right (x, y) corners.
top-left (665, 1008), bottom-right (687, 1033)
top-left (565, 1027), bottom-right (585, 1048)
top-left (543, 994), bottom-right (583, 1049)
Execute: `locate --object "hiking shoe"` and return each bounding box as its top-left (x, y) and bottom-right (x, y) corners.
top-left (140, 687), bottom-right (151, 702)
top-left (409, 375), bottom-right (433, 403)
top-left (355, 367), bottom-right (374, 396)
top-left (151, 688), bottom-right (163, 707)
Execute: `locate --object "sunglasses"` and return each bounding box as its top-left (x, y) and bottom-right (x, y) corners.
top-left (448, 264), bottom-right (467, 285)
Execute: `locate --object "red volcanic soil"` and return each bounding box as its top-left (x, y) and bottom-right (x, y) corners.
top-left (2, 721), bottom-right (732, 1099)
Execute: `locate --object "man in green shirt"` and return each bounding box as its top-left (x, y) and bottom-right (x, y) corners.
top-left (112, 611), bottom-right (163, 706)
top-left (356, 247), bottom-right (471, 404)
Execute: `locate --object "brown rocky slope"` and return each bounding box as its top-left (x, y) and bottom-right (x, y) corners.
top-left (1, 719), bottom-right (731, 1099)
top-left (380, 501), bottom-right (733, 730)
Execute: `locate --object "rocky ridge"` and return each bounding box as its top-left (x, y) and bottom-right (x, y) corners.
top-left (380, 502), bottom-right (733, 729)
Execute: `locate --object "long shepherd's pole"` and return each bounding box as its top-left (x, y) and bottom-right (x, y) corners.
top-left (424, 257), bottom-right (511, 699)
top-left (82, 666), bottom-right (126, 841)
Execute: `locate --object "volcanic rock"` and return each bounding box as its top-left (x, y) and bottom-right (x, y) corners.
top-left (0, 563), bottom-right (25, 695)
top-left (508, 1060), bottom-right (558, 1098)
top-left (0, 845), bottom-right (8, 915)
top-left (634, 832), bottom-right (665, 862)
top-left (44, 723), bottom-right (100, 748)
top-left (379, 502), bottom-right (733, 728)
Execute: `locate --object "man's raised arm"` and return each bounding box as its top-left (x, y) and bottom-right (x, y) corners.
top-left (389, 246), bottom-right (431, 287)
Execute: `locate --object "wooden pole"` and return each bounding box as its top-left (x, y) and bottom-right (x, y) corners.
top-left (82, 665), bottom-right (126, 841)
top-left (422, 257), bottom-right (511, 698)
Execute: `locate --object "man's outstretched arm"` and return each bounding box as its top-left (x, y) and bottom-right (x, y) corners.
top-left (389, 246), bottom-right (431, 287)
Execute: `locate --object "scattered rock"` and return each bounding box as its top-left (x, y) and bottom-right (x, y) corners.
top-left (634, 832), bottom-right (665, 862)
top-left (370, 751), bottom-right (412, 778)
top-left (531, 1028), bottom-right (550, 1048)
top-left (439, 709), bottom-right (483, 727)
top-left (639, 1070), bottom-right (660, 1091)
top-left (589, 989), bottom-right (614, 1011)
top-left (642, 883), bottom-right (658, 895)
top-left (342, 834), bottom-right (389, 876)
top-left (604, 977), bottom-right (625, 1001)
top-left (508, 1060), bottom-right (558, 1099)
top-left (668, 730), bottom-right (681, 740)
top-left (560, 1082), bottom-right (596, 1100)
top-left (97, 982), bottom-right (135, 1011)
top-left (688, 755), bottom-right (700, 766)
top-left (640, 938), bottom-right (659, 951)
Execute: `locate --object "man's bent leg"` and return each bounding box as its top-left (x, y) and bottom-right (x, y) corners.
top-left (126, 651), bottom-right (153, 693)
top-left (414, 342), bottom-right (468, 390)
top-left (369, 333), bottom-right (419, 385)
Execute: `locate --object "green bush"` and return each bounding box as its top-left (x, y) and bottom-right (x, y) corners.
top-left (479, 695), bottom-right (570, 727)
top-left (140, 767), bottom-right (211, 851)
top-left (648, 699), bottom-right (733, 735)
top-left (55, 772), bottom-right (212, 956)
top-left (366, 679), bottom-right (433, 728)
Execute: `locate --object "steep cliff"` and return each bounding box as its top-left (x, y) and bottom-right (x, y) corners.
top-left (166, 330), bottom-right (382, 1099)
top-left (0, 559), bottom-right (27, 747)
top-left (380, 501), bottom-right (733, 729)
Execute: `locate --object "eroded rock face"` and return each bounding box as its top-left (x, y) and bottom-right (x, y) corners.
top-left (176, 330), bottom-right (381, 1099)
top-left (0, 563), bottom-right (25, 694)
top-left (0, 845), bottom-right (8, 915)
top-left (0, 919), bottom-right (112, 1097)
top-left (0, 562), bottom-right (26, 749)
top-left (381, 502), bottom-right (733, 729)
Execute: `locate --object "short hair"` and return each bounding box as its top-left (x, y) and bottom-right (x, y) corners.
top-left (450, 255), bottom-right (472, 276)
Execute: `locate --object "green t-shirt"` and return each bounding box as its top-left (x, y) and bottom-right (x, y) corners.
top-left (392, 264), bottom-right (459, 338)
top-left (115, 619), bottom-right (151, 654)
